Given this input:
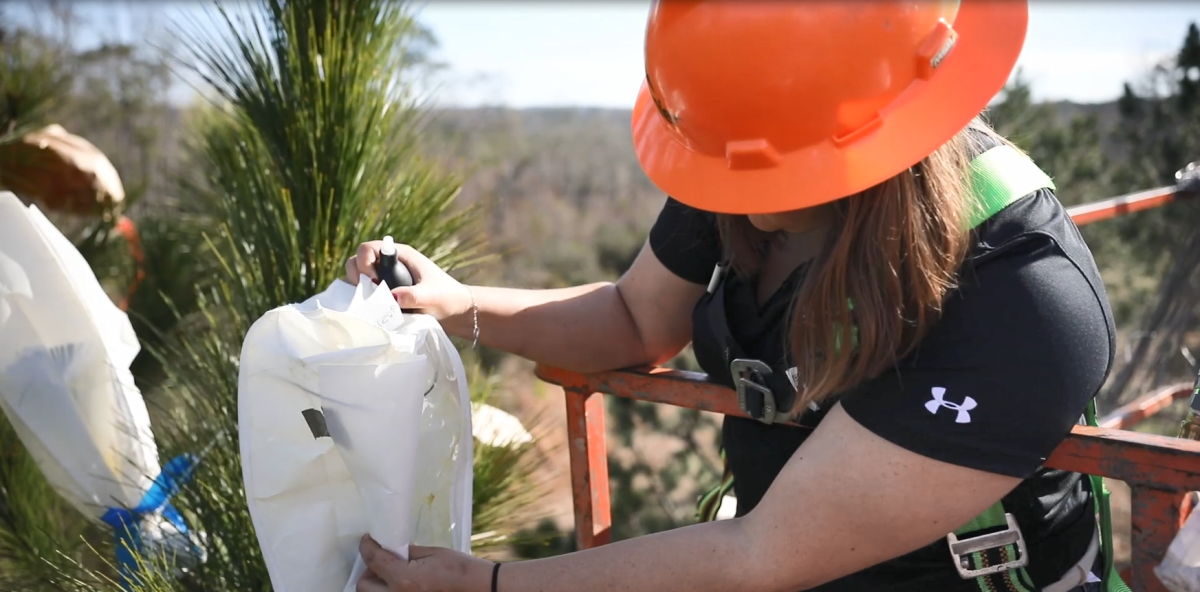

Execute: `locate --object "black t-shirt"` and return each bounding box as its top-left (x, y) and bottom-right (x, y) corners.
top-left (647, 140), bottom-right (1116, 591)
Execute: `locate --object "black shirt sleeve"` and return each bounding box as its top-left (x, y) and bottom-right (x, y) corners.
top-left (838, 212), bottom-right (1114, 479)
top-left (648, 196), bottom-right (723, 285)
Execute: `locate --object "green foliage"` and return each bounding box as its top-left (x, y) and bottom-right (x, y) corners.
top-left (0, 14), bottom-right (136, 592)
top-left (984, 70), bottom-right (1114, 208)
top-left (144, 304), bottom-right (262, 592)
top-left (0, 415), bottom-right (103, 592)
top-left (102, 1), bottom-right (506, 589)
top-left (604, 400), bottom-right (722, 540)
top-left (0, 22), bottom-right (72, 141)
top-left (508, 518), bottom-right (576, 560)
top-left (1100, 21), bottom-right (1200, 405)
top-left (2, 0), bottom-right (1196, 583)
top-left (465, 360), bottom-right (553, 554)
top-left (0, 0), bottom-right (544, 590)
top-left (120, 211), bottom-right (216, 386)
top-left (508, 395), bottom-right (722, 559)
top-left (173, 2), bottom-right (484, 320)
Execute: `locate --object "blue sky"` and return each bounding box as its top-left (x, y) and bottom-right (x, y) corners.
top-left (5, 1), bottom-right (1197, 108)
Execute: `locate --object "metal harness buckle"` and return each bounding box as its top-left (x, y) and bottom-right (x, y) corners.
top-left (731, 359), bottom-right (782, 425)
top-left (945, 513), bottom-right (1029, 580)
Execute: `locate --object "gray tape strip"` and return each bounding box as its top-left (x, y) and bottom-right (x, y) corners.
top-left (302, 408), bottom-right (331, 439)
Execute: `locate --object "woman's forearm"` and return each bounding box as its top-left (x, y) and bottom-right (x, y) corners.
top-left (441, 282), bottom-right (656, 373)
top-left (499, 519), bottom-right (769, 592)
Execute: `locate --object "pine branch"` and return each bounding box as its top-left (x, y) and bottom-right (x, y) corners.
top-left (0, 414), bottom-right (112, 592)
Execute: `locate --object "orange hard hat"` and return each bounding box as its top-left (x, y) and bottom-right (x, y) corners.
top-left (632, 0), bottom-right (1029, 215)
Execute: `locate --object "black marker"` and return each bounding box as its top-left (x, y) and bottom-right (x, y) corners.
top-left (375, 235), bottom-right (414, 289)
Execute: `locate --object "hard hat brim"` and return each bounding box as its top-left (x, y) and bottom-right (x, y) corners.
top-left (631, 0), bottom-right (1028, 215)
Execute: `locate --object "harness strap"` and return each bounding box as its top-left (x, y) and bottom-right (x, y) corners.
top-left (702, 145), bottom-right (1126, 588)
top-left (942, 145), bottom-right (1053, 591)
top-left (1084, 399), bottom-right (1133, 592)
top-left (966, 144), bottom-right (1056, 228)
top-left (707, 268), bottom-right (819, 426)
top-left (719, 145), bottom-right (1052, 426)
top-left (945, 151), bottom-right (1127, 591)
top-left (950, 503), bottom-right (1038, 592)
top-left (696, 449), bottom-right (735, 523)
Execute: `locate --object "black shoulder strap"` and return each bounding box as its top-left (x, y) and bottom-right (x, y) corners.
top-left (708, 144), bottom-right (1055, 426)
top-left (706, 261), bottom-right (814, 426)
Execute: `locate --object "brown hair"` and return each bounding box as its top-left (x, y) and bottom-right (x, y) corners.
top-left (717, 117), bottom-right (1014, 411)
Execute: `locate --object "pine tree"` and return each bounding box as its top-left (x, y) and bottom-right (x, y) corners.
top-left (0, 0), bottom-right (549, 589)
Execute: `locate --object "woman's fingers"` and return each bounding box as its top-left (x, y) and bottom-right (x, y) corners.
top-left (406, 544), bottom-right (436, 560)
top-left (359, 536), bottom-right (406, 584)
top-left (344, 241), bottom-right (388, 285)
top-left (345, 239), bottom-right (437, 284)
top-left (345, 256), bottom-right (361, 285)
top-left (355, 241), bottom-right (382, 281)
top-left (354, 539), bottom-right (485, 592)
top-left (390, 286), bottom-right (428, 310)
top-left (392, 243), bottom-right (436, 282)
top-left (354, 571), bottom-right (390, 592)
top-left (345, 240), bottom-right (458, 317)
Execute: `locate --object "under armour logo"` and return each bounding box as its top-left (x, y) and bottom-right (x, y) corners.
top-left (924, 387), bottom-right (976, 424)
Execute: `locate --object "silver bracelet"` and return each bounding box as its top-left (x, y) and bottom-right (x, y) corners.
top-left (467, 286), bottom-right (479, 349)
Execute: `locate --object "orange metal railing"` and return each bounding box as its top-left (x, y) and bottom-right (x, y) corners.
top-left (534, 175), bottom-right (1200, 592)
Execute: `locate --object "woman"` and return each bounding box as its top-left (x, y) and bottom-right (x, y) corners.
top-left (345, 1), bottom-right (1114, 591)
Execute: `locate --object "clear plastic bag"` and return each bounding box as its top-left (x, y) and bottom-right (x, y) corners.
top-left (238, 275), bottom-right (473, 592)
top-left (1156, 496), bottom-right (1200, 592)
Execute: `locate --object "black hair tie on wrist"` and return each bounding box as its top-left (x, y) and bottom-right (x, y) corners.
top-left (491, 562), bottom-right (501, 592)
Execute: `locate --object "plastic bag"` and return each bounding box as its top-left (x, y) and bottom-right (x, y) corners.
top-left (238, 274), bottom-right (473, 592)
top-left (1156, 496), bottom-right (1200, 592)
top-left (0, 191), bottom-right (157, 516)
top-left (0, 191), bottom-right (202, 585)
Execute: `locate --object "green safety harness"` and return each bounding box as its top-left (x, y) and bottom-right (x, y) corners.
top-left (695, 145), bottom-right (1129, 592)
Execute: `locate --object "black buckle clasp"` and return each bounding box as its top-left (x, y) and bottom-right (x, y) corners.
top-left (731, 358), bottom-right (786, 425)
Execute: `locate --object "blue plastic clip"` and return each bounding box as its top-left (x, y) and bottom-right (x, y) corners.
top-left (100, 453), bottom-right (201, 590)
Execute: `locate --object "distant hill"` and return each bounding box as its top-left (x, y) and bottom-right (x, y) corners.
top-left (109, 97), bottom-right (1123, 290)
top-left (421, 106), bottom-right (666, 287)
top-left (1044, 100), bottom-right (1122, 128)
top-left (420, 100), bottom-right (1123, 286)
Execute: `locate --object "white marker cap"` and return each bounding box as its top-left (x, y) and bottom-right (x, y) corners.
top-left (381, 235), bottom-right (396, 256)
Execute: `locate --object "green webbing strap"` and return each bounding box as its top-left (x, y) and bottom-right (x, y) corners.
top-left (948, 146), bottom-right (1053, 592)
top-left (698, 145), bottom-right (1123, 590)
top-left (952, 502), bottom-right (1037, 592)
top-left (696, 450), bottom-right (735, 523)
top-left (1085, 400), bottom-right (1134, 592)
top-left (967, 145), bottom-right (1057, 228)
top-left (952, 148), bottom-right (1128, 591)
top-left (830, 145), bottom-right (1051, 354)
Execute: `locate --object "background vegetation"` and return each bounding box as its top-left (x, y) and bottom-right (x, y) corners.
top-left (0, 0), bottom-right (1197, 586)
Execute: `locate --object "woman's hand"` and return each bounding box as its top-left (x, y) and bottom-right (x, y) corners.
top-left (344, 239), bottom-right (473, 321)
top-left (355, 536), bottom-right (493, 592)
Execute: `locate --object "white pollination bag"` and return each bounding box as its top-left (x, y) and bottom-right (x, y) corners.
top-left (0, 191), bottom-right (157, 519)
top-left (0, 191), bottom-right (203, 584)
top-left (238, 274), bottom-right (473, 592)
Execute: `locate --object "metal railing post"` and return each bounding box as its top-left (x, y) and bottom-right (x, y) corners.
top-left (1128, 486), bottom-right (1190, 592)
top-left (565, 387), bottom-right (612, 549)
